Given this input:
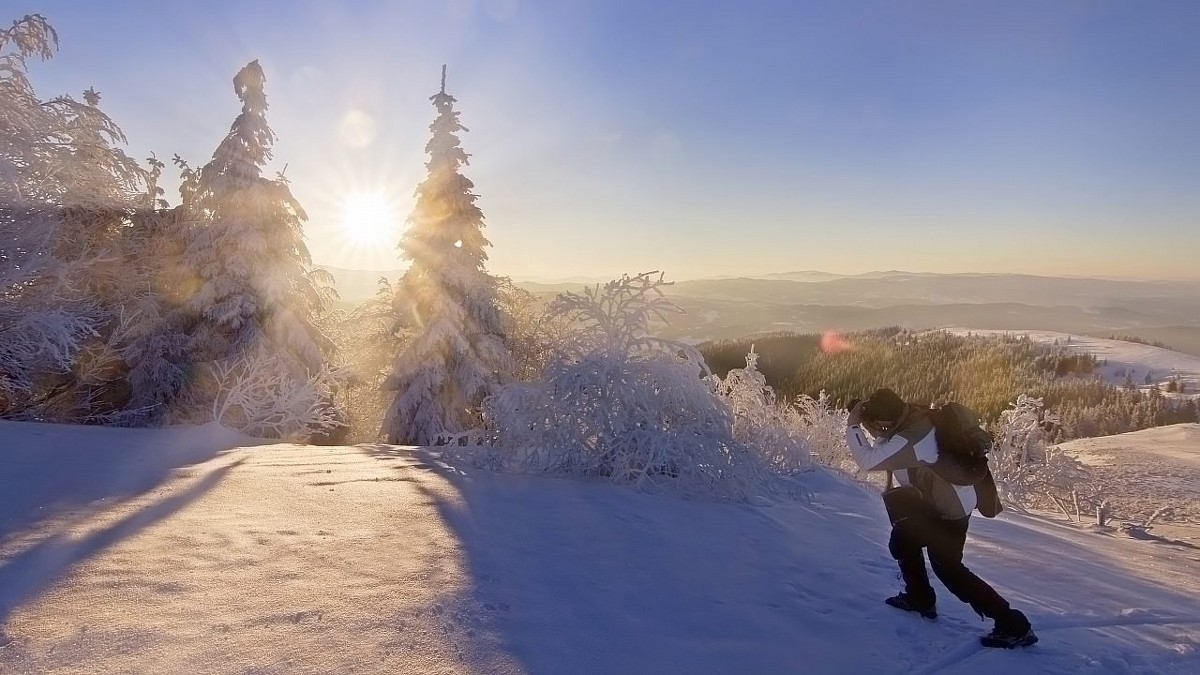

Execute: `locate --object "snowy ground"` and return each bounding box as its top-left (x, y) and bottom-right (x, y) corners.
top-left (1054, 424), bottom-right (1200, 536)
top-left (942, 329), bottom-right (1200, 394)
top-left (2, 421), bottom-right (1199, 674)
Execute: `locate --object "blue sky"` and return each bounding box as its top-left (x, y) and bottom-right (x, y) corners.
top-left (18, 1), bottom-right (1200, 280)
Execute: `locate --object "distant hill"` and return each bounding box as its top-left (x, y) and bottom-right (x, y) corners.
top-left (757, 270), bottom-right (926, 282)
top-left (653, 272), bottom-right (1200, 342)
top-left (651, 299), bottom-right (1200, 344)
top-left (666, 272), bottom-right (1200, 309)
top-left (1084, 326), bottom-right (1200, 358)
top-left (316, 265), bottom-right (401, 303)
top-left (320, 266), bottom-right (1200, 343)
top-left (758, 270), bottom-right (848, 282)
top-left (319, 266), bottom-right (604, 303)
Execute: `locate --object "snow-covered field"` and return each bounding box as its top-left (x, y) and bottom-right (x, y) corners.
top-left (2, 421), bottom-right (1198, 674)
top-left (1054, 424), bottom-right (1200, 534)
top-left (943, 329), bottom-right (1200, 394)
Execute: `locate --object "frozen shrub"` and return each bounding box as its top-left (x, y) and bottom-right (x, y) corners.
top-left (710, 347), bottom-right (812, 474)
top-left (483, 272), bottom-right (770, 501)
top-left (173, 344), bottom-right (346, 441)
top-left (990, 395), bottom-right (1092, 517)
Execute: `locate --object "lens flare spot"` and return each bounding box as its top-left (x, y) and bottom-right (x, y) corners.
top-left (337, 109), bottom-right (377, 148)
top-left (821, 331), bottom-right (852, 354)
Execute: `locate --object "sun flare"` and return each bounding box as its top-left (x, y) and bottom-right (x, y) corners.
top-left (340, 190), bottom-right (398, 246)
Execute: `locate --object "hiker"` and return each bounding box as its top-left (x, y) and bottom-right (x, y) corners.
top-left (844, 387), bottom-right (1038, 649)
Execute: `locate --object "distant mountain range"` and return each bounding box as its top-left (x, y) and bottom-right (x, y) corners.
top-left (318, 266), bottom-right (1200, 352)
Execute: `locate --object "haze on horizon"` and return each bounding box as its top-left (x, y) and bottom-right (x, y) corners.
top-left (22, 1), bottom-right (1200, 282)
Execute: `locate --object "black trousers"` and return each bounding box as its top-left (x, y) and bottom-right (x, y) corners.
top-left (888, 514), bottom-right (1015, 623)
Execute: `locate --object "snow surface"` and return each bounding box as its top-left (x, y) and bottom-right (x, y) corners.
top-left (1055, 424), bottom-right (1200, 527)
top-left (2, 421), bottom-right (1199, 674)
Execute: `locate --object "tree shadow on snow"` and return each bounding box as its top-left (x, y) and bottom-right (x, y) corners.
top-left (0, 457), bottom-right (245, 625)
top-left (356, 444), bottom-right (845, 675)
top-left (0, 421), bottom-right (246, 547)
top-left (1118, 525), bottom-right (1200, 550)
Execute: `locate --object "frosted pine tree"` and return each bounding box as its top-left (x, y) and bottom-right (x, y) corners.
top-left (176, 60), bottom-right (341, 437)
top-left (382, 67), bottom-right (513, 444)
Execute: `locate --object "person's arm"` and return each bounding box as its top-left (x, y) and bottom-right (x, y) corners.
top-left (845, 402), bottom-right (920, 472)
top-left (845, 424), bottom-right (918, 471)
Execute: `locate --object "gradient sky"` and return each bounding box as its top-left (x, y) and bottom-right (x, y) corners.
top-left (18, 1), bottom-right (1200, 280)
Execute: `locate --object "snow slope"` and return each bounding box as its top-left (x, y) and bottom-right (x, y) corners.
top-left (943, 329), bottom-right (1200, 393)
top-left (2, 421), bottom-right (1199, 674)
top-left (1054, 424), bottom-right (1200, 526)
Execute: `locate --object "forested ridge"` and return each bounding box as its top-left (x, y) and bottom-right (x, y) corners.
top-left (701, 328), bottom-right (1198, 442)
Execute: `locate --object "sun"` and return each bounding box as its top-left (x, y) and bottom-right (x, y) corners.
top-left (340, 190), bottom-right (398, 246)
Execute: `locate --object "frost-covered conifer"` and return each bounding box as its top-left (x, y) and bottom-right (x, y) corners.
top-left (382, 68), bottom-right (512, 444)
top-left (175, 60), bottom-right (341, 437)
top-left (180, 61), bottom-right (334, 367)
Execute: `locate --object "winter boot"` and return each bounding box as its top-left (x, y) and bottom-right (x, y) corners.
top-left (884, 593), bottom-right (937, 620)
top-left (980, 609), bottom-right (1037, 648)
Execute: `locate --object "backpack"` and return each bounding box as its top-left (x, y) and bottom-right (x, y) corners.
top-left (928, 402), bottom-right (1004, 518)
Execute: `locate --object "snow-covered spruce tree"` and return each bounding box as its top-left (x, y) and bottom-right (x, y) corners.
top-left (382, 68), bottom-right (512, 444)
top-left (483, 272), bottom-right (770, 501)
top-left (174, 60), bottom-right (343, 439)
top-left (0, 15), bottom-right (148, 420)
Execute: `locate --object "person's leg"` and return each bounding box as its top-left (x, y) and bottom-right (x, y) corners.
top-left (888, 522), bottom-right (935, 610)
top-left (926, 518), bottom-right (1033, 638)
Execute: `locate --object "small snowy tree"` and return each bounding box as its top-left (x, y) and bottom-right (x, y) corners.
top-left (104, 156), bottom-right (196, 425)
top-left (483, 272), bottom-right (770, 501)
top-left (497, 278), bottom-right (568, 383)
top-left (382, 67), bottom-right (513, 444)
top-left (321, 277), bottom-right (409, 442)
top-left (711, 347), bottom-right (811, 474)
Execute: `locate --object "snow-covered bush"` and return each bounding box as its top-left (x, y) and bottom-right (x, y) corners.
top-left (989, 395), bottom-right (1092, 516)
top-left (482, 272), bottom-right (770, 501)
top-left (790, 390), bottom-right (855, 475)
top-left (173, 343), bottom-right (346, 441)
top-left (710, 347), bottom-right (812, 474)
top-left (0, 304), bottom-right (98, 417)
